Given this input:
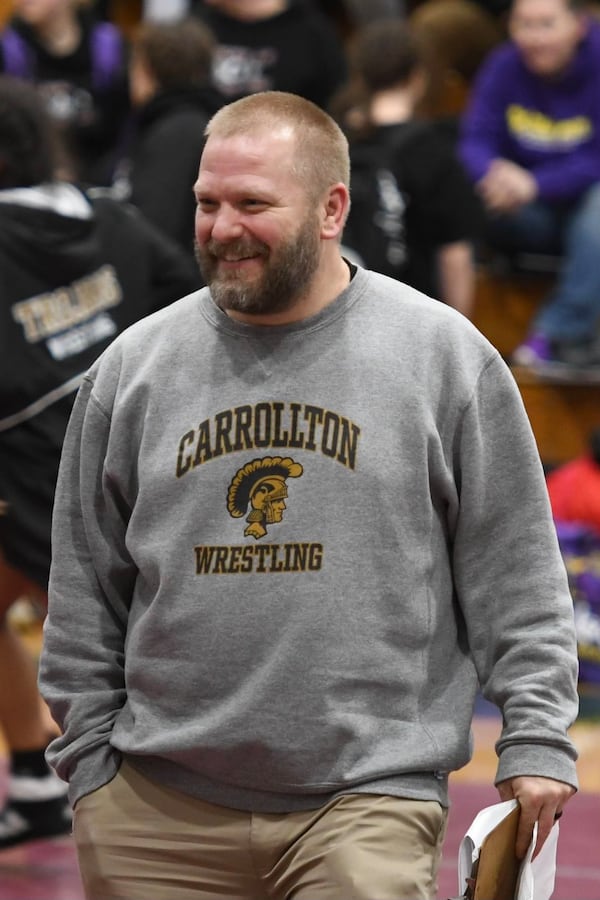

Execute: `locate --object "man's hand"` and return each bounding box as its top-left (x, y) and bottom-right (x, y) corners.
top-left (477, 159), bottom-right (538, 213)
top-left (496, 775), bottom-right (576, 860)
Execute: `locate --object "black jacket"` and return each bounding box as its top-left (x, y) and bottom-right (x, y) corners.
top-left (0, 183), bottom-right (201, 585)
top-left (119, 86), bottom-right (221, 258)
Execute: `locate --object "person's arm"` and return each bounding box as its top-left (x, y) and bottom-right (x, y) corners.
top-left (436, 240), bottom-right (475, 317)
top-left (450, 352), bottom-right (579, 856)
top-left (39, 362), bottom-right (136, 806)
top-left (458, 46), bottom-right (511, 184)
top-left (531, 147), bottom-right (600, 203)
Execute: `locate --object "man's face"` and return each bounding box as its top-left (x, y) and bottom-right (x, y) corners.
top-left (509, 0), bottom-right (586, 77)
top-left (194, 129), bottom-right (322, 317)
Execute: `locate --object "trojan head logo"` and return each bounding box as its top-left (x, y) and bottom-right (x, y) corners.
top-left (227, 456), bottom-right (303, 540)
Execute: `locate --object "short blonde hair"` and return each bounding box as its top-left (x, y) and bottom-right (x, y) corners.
top-left (205, 91), bottom-right (350, 199)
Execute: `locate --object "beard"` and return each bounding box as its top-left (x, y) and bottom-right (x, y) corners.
top-left (195, 211), bottom-right (321, 316)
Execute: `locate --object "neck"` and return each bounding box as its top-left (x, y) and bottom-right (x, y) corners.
top-left (224, 249), bottom-right (351, 327)
top-left (370, 89), bottom-right (415, 125)
top-left (36, 10), bottom-right (81, 56)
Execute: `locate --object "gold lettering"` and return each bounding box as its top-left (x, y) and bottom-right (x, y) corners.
top-left (213, 410), bottom-right (234, 457)
top-left (11, 265), bottom-right (122, 343)
top-left (193, 543), bottom-right (325, 574)
top-left (254, 402), bottom-right (272, 448)
top-left (507, 104), bottom-right (592, 147)
top-left (271, 402), bottom-right (289, 447)
top-left (175, 403), bottom-right (361, 476)
top-left (303, 405), bottom-right (322, 451)
top-left (321, 411), bottom-right (339, 458)
top-left (288, 402), bottom-right (305, 448)
top-left (193, 420), bottom-right (213, 466)
top-left (337, 418), bottom-right (360, 470)
top-left (176, 430), bottom-right (195, 477)
top-left (233, 405), bottom-right (253, 451)
top-left (195, 545), bottom-right (216, 574)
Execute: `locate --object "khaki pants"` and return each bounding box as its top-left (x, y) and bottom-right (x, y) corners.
top-left (74, 760), bottom-right (448, 900)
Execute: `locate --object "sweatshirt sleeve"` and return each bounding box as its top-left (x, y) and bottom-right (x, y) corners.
top-left (459, 50), bottom-right (511, 184)
top-left (39, 370), bottom-right (137, 806)
top-left (531, 146), bottom-right (600, 202)
top-left (451, 354), bottom-right (579, 789)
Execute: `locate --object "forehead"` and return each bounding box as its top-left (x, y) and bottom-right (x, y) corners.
top-left (196, 128), bottom-right (302, 194)
top-left (511, 0), bottom-right (577, 21)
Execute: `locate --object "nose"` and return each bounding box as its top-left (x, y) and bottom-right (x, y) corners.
top-left (209, 203), bottom-right (245, 243)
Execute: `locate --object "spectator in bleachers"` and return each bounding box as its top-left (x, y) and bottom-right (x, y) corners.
top-left (0, 73), bottom-right (201, 848)
top-left (332, 18), bottom-right (482, 317)
top-left (0, 0), bottom-right (130, 185)
top-left (111, 17), bottom-right (220, 260)
top-left (191, 0), bottom-right (348, 111)
top-left (459, 0), bottom-right (600, 371)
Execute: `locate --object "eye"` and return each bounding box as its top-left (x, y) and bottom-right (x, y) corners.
top-left (243, 198), bottom-right (268, 211)
top-left (196, 197), bottom-right (217, 212)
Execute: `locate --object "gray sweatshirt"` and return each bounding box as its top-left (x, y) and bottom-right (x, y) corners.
top-left (39, 267), bottom-right (579, 810)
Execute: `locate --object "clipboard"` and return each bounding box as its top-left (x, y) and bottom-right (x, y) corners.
top-left (455, 799), bottom-right (560, 900)
top-left (473, 804), bottom-right (521, 900)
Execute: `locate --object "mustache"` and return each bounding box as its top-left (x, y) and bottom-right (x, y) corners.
top-left (205, 238), bottom-right (269, 259)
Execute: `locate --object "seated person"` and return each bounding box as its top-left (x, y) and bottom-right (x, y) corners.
top-left (459, 0), bottom-right (600, 370)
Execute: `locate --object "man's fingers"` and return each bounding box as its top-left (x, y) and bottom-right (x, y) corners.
top-left (496, 776), bottom-right (574, 859)
top-left (515, 803), bottom-right (538, 859)
top-left (529, 804), bottom-right (556, 860)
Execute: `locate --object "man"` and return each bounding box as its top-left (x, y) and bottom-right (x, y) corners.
top-left (39, 90), bottom-right (578, 900)
top-left (459, 0), bottom-right (600, 371)
top-left (0, 73), bottom-right (200, 849)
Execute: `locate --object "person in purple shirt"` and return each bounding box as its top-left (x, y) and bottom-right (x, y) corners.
top-left (459, 0), bottom-right (600, 371)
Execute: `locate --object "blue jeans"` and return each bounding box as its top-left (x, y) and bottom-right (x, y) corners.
top-left (486, 182), bottom-right (600, 342)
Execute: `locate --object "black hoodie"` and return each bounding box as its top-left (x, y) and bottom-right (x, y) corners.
top-left (115, 85), bottom-right (222, 258)
top-left (0, 183), bottom-right (201, 585)
top-left (193, 1), bottom-right (347, 110)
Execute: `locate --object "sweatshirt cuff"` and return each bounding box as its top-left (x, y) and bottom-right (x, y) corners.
top-left (495, 743), bottom-right (578, 792)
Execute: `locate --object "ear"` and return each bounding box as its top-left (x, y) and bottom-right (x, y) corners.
top-left (320, 182), bottom-right (350, 240)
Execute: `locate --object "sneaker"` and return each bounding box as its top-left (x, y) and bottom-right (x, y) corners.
top-left (0, 772), bottom-right (72, 850)
top-left (510, 332), bottom-right (554, 367)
